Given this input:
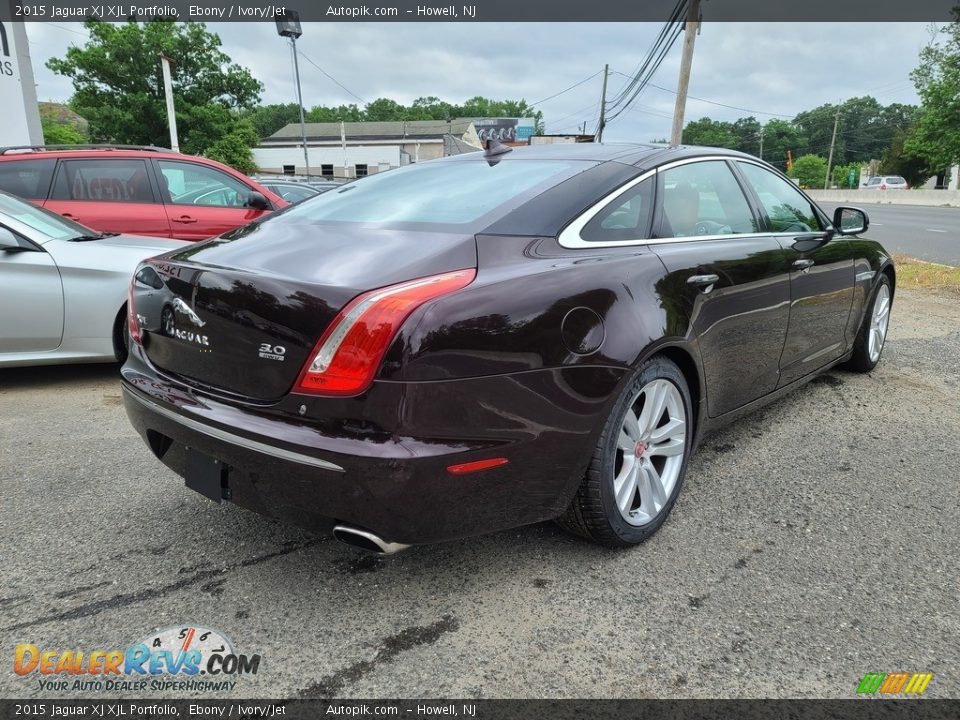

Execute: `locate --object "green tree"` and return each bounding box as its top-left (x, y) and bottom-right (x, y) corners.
top-left (881, 133), bottom-right (934, 187)
top-left (243, 103), bottom-right (301, 139)
top-left (205, 118), bottom-right (259, 173)
top-left (731, 117), bottom-right (762, 155)
top-left (831, 162), bottom-right (861, 189)
top-left (905, 12), bottom-right (960, 171)
top-left (760, 119), bottom-right (806, 171)
top-left (788, 154), bottom-right (828, 188)
top-left (39, 105), bottom-right (88, 145)
top-left (681, 117), bottom-right (736, 147)
top-left (47, 19), bottom-right (262, 155)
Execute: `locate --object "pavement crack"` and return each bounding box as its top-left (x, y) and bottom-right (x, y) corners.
top-left (298, 615), bottom-right (460, 698)
top-left (2, 540), bottom-right (320, 632)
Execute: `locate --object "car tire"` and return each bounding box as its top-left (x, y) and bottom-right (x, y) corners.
top-left (557, 355), bottom-right (694, 547)
top-left (114, 305), bottom-right (129, 365)
top-left (844, 274), bottom-right (892, 373)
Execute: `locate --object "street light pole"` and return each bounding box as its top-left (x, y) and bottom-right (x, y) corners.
top-left (276, 13), bottom-right (310, 177)
top-left (290, 37), bottom-right (310, 177)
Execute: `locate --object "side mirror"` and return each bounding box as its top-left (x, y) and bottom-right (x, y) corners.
top-left (246, 191), bottom-right (270, 211)
top-left (0, 227), bottom-right (23, 251)
top-left (833, 206), bottom-right (868, 235)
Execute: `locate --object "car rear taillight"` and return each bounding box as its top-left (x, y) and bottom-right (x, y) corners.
top-left (880, 184), bottom-right (887, 190)
top-left (293, 269), bottom-right (476, 397)
top-left (127, 277), bottom-right (142, 345)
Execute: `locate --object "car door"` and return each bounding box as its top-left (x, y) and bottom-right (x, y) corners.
top-left (735, 161), bottom-right (855, 386)
top-left (45, 158), bottom-right (172, 237)
top-left (0, 225), bottom-right (63, 353)
top-left (154, 159), bottom-right (268, 240)
top-left (648, 158), bottom-right (793, 417)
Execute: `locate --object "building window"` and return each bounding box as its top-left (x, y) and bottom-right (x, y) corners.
top-left (321, 164), bottom-right (334, 178)
top-left (355, 164), bottom-right (368, 177)
top-left (282, 165), bottom-right (295, 176)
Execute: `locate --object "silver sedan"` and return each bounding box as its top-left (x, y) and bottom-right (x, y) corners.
top-left (0, 191), bottom-right (187, 368)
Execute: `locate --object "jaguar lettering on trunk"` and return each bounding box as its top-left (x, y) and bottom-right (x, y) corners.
top-left (172, 328), bottom-right (210, 346)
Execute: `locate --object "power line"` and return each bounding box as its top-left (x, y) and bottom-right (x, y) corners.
top-left (296, 49), bottom-right (367, 105)
top-left (644, 79), bottom-right (793, 117)
top-left (528, 70), bottom-right (604, 108)
top-left (606, 0), bottom-right (686, 111)
top-left (602, 0), bottom-right (686, 128)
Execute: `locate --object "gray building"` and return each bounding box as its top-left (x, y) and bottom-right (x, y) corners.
top-left (253, 119), bottom-right (482, 178)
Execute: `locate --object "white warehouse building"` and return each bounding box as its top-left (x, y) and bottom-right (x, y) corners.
top-left (253, 119), bottom-right (485, 178)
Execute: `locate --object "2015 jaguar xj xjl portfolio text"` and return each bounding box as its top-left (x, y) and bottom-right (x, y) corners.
top-left (121, 143), bottom-right (894, 553)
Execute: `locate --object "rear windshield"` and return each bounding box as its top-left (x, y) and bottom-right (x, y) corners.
top-left (271, 159), bottom-right (588, 227)
top-left (886, 177), bottom-right (906, 184)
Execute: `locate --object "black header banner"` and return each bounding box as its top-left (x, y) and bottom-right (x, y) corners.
top-left (2, 700), bottom-right (960, 720)
top-left (1, 0), bottom-right (959, 23)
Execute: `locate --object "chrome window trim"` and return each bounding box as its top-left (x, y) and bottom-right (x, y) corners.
top-left (122, 385), bottom-right (346, 473)
top-left (557, 155), bottom-right (831, 250)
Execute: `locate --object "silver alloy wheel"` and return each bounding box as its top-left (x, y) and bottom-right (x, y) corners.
top-left (868, 284), bottom-right (891, 363)
top-left (613, 378), bottom-right (687, 526)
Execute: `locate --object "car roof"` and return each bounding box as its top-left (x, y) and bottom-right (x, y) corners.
top-left (441, 142), bottom-right (760, 168)
top-left (0, 146), bottom-right (179, 160)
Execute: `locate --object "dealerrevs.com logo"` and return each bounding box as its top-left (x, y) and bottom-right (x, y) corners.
top-left (14, 626), bottom-right (260, 693)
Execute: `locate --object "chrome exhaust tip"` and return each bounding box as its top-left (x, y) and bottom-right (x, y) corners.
top-left (333, 524), bottom-right (411, 555)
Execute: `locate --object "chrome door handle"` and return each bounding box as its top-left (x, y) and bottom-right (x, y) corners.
top-left (687, 274), bottom-right (719, 293)
top-left (793, 259), bottom-right (815, 272)
top-left (173, 215), bottom-right (198, 224)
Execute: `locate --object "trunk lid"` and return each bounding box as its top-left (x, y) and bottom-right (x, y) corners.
top-left (137, 220), bottom-right (477, 401)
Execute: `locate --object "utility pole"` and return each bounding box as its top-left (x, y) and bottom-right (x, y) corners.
top-left (596, 64), bottom-right (609, 142)
top-left (670, 0), bottom-right (700, 146)
top-left (758, 128), bottom-right (764, 160)
top-left (159, 55), bottom-right (179, 152)
top-left (824, 104), bottom-right (841, 190)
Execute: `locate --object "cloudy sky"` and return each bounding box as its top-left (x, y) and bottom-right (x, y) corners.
top-left (24, 22), bottom-right (934, 141)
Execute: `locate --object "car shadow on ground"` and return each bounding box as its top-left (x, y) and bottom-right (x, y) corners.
top-left (0, 362), bottom-right (121, 391)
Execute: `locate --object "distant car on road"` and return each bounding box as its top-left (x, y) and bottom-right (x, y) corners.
top-left (862, 175), bottom-right (908, 190)
top-left (0, 145), bottom-right (288, 241)
top-left (0, 190), bottom-right (187, 368)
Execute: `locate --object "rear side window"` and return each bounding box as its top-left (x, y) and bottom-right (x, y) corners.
top-left (0, 159), bottom-right (55, 200)
top-left (738, 162), bottom-right (823, 233)
top-left (275, 160), bottom-right (586, 226)
top-left (581, 177), bottom-right (654, 242)
top-left (51, 159), bottom-right (157, 203)
top-left (656, 160), bottom-right (758, 238)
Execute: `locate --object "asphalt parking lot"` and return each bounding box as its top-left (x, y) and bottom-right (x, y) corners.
top-left (1, 288), bottom-right (958, 700)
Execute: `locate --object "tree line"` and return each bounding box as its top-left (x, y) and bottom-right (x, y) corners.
top-left (674, 98), bottom-right (927, 187)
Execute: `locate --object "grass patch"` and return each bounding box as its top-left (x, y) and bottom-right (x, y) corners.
top-left (891, 253), bottom-right (960, 295)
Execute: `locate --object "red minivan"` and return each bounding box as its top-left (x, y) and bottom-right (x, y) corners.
top-left (0, 145), bottom-right (288, 240)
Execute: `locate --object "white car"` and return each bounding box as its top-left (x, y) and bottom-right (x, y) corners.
top-left (0, 191), bottom-right (187, 368)
top-left (862, 175), bottom-right (908, 190)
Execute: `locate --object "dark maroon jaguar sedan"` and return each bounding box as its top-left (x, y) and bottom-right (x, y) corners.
top-left (122, 143), bottom-right (894, 552)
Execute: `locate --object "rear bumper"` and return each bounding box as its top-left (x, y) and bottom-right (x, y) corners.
top-left (121, 352), bottom-right (624, 545)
